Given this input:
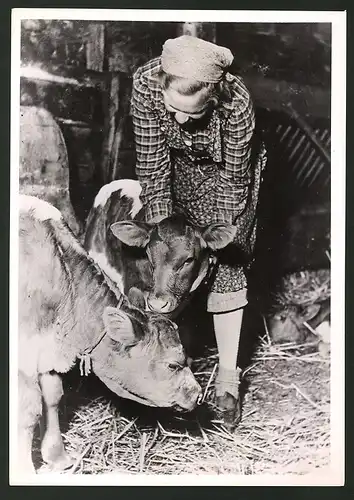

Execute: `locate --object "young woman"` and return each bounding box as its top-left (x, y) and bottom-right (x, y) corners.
top-left (131, 35), bottom-right (266, 429)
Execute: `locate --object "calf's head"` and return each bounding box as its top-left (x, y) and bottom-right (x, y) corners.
top-left (110, 215), bottom-right (236, 315)
top-left (92, 288), bottom-right (202, 412)
top-left (267, 303), bottom-right (322, 344)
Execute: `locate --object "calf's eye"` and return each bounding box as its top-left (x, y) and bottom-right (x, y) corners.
top-left (178, 257), bottom-right (194, 271)
top-left (168, 362), bottom-right (184, 372)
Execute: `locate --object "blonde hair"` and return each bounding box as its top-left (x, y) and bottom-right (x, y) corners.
top-left (157, 69), bottom-right (233, 107)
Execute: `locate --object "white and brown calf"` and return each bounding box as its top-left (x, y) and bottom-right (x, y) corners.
top-left (18, 195), bottom-right (202, 474)
top-left (84, 179), bottom-right (237, 318)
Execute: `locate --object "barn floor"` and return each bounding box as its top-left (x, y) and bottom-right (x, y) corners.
top-left (32, 334), bottom-right (331, 478)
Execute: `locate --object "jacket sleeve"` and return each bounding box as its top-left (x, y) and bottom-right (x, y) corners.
top-left (130, 71), bottom-right (172, 222)
top-left (214, 93), bottom-right (255, 224)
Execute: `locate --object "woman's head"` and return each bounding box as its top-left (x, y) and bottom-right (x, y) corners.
top-left (159, 71), bottom-right (232, 124)
top-left (159, 35), bottom-right (234, 125)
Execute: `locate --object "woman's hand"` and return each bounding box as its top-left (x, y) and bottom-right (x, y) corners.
top-left (149, 214), bottom-right (168, 224)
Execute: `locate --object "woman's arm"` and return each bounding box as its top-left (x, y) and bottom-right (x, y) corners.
top-left (131, 73), bottom-right (172, 222)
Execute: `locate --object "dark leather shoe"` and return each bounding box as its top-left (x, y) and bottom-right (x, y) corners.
top-left (214, 366), bottom-right (242, 431)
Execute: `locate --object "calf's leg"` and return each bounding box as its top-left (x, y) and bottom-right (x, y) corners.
top-left (39, 371), bottom-right (73, 470)
top-left (18, 371), bottom-right (42, 474)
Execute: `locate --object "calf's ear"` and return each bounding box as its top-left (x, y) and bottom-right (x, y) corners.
top-left (127, 287), bottom-right (146, 310)
top-left (110, 221), bottom-right (153, 248)
top-left (201, 223), bottom-right (237, 251)
top-left (103, 307), bottom-right (137, 346)
top-left (302, 303), bottom-right (321, 321)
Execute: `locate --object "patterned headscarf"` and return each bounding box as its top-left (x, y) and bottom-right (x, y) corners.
top-left (161, 35), bottom-right (234, 83)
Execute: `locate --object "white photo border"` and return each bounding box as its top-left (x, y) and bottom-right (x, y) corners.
top-left (10, 8), bottom-right (346, 487)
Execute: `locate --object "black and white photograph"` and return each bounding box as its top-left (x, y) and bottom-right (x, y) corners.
top-left (10, 9), bottom-right (345, 486)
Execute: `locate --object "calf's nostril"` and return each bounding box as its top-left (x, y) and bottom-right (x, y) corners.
top-left (147, 297), bottom-right (170, 311)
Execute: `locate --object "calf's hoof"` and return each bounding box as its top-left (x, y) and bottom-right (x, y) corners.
top-left (213, 366), bottom-right (242, 431)
top-left (41, 440), bottom-right (74, 471)
top-left (48, 452), bottom-right (74, 472)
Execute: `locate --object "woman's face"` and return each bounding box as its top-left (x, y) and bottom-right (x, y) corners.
top-left (163, 88), bottom-right (211, 125)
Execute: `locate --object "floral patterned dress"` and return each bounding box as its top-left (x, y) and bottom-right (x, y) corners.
top-left (161, 110), bottom-right (266, 298)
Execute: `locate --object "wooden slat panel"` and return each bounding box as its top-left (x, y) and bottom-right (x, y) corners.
top-left (259, 106), bottom-right (330, 203)
top-left (86, 23), bottom-right (105, 72)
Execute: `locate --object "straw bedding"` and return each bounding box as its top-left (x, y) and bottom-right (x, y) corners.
top-left (34, 337), bottom-right (330, 476)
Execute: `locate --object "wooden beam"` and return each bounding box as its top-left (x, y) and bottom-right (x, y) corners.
top-left (177, 22), bottom-right (216, 42)
top-left (100, 71), bottom-right (134, 183)
top-left (86, 23), bottom-right (105, 72)
top-left (101, 72), bottom-right (119, 184)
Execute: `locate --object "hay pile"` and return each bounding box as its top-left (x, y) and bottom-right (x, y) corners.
top-left (36, 337), bottom-right (330, 476)
top-left (272, 269), bottom-right (330, 308)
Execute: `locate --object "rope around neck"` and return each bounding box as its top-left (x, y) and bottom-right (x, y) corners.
top-left (78, 294), bottom-right (124, 376)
